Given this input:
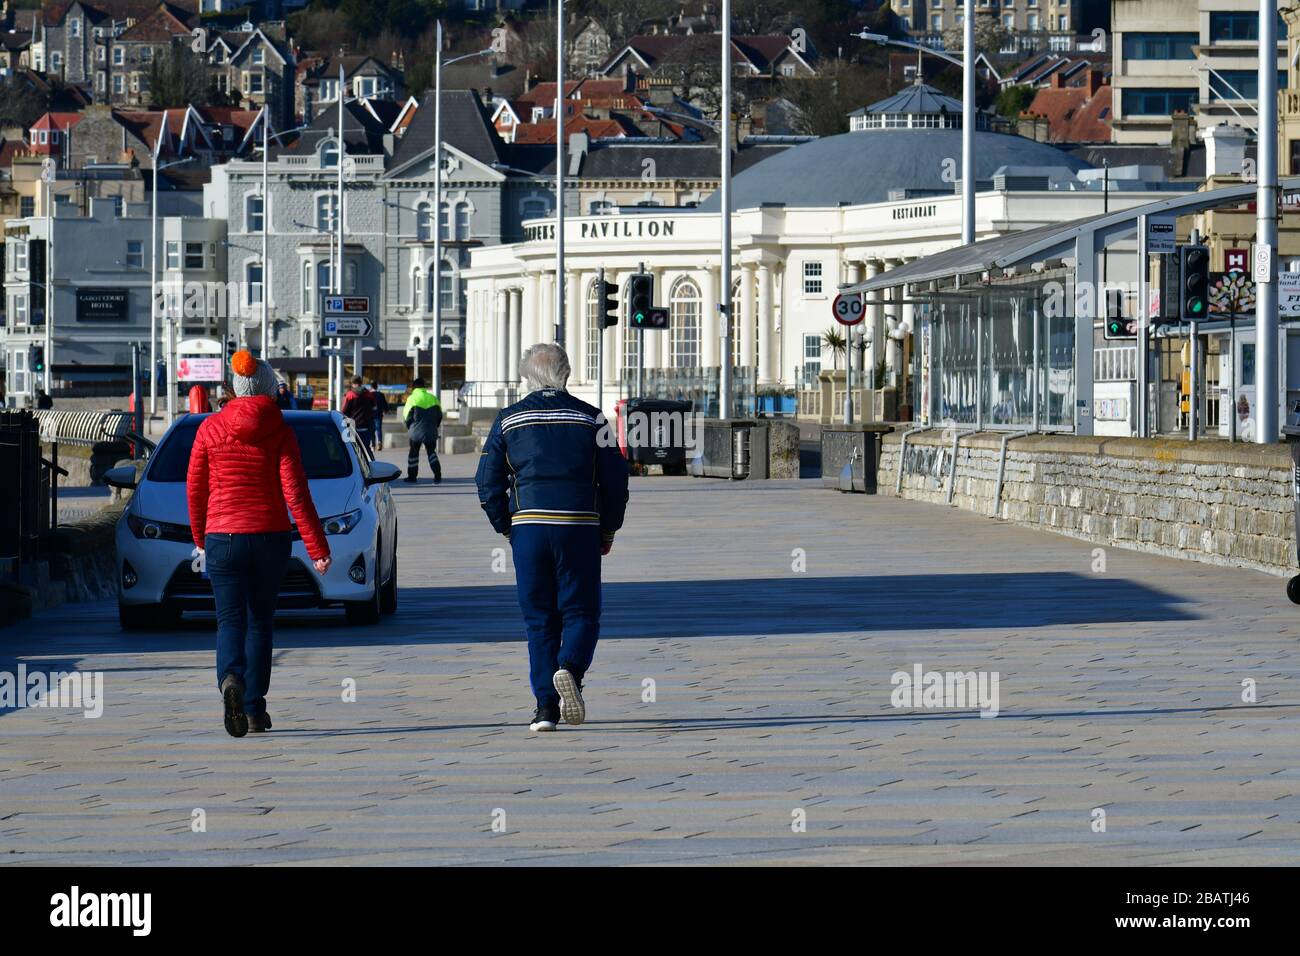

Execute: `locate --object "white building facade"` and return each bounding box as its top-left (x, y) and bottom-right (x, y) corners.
top-left (463, 185), bottom-right (1177, 419)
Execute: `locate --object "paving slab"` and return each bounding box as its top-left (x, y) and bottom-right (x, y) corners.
top-left (1, 447), bottom-right (1298, 866)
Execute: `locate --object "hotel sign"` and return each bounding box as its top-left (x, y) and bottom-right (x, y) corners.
top-left (524, 219), bottom-right (678, 243)
top-left (76, 288), bottom-right (129, 322)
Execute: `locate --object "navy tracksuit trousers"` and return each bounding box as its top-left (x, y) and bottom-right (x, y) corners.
top-left (510, 523), bottom-right (602, 706)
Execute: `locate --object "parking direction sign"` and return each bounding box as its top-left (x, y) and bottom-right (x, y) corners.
top-left (832, 292), bottom-right (864, 326)
top-left (324, 295), bottom-right (370, 315)
top-left (322, 315), bottom-right (373, 337)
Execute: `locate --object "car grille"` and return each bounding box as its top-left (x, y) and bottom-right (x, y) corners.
top-left (162, 559), bottom-right (322, 609)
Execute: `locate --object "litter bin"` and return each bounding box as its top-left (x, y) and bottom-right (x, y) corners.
top-left (617, 397), bottom-right (693, 475)
top-left (1285, 400), bottom-right (1300, 603)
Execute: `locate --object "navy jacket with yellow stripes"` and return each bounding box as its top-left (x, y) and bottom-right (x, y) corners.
top-left (475, 387), bottom-right (629, 540)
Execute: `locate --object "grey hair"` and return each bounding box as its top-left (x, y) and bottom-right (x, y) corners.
top-left (519, 342), bottom-right (571, 392)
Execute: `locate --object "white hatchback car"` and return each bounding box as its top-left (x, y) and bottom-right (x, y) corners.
top-left (106, 410), bottom-right (401, 630)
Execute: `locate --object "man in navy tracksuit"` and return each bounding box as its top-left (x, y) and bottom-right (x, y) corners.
top-left (475, 343), bottom-right (629, 732)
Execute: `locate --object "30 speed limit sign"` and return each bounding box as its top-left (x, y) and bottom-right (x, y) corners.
top-left (831, 292), bottom-right (864, 326)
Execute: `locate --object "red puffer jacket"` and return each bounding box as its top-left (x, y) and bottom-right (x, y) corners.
top-left (186, 395), bottom-right (329, 560)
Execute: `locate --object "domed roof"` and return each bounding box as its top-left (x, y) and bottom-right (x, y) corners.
top-left (698, 128), bottom-right (1095, 211)
top-left (850, 82), bottom-right (968, 118)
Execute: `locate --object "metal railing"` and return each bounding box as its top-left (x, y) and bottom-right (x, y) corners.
top-left (0, 409), bottom-right (66, 569)
top-left (33, 410), bottom-right (134, 447)
top-left (459, 380), bottom-right (520, 411)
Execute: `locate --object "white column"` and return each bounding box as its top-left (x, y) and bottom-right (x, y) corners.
top-left (701, 266), bottom-right (718, 370)
top-left (508, 288), bottom-right (523, 382)
top-left (565, 271), bottom-right (581, 372)
top-left (538, 273), bottom-right (552, 351)
top-left (890, 259), bottom-right (910, 385)
top-left (757, 263), bottom-right (774, 384)
top-left (495, 288), bottom-right (510, 383)
top-left (525, 271), bottom-right (541, 349)
top-left (865, 259), bottom-right (883, 384)
top-left (739, 264), bottom-right (756, 373)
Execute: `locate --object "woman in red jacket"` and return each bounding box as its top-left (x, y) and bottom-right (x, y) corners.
top-left (187, 351), bottom-right (331, 738)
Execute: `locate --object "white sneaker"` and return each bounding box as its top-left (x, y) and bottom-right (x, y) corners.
top-left (553, 668), bottom-right (586, 726)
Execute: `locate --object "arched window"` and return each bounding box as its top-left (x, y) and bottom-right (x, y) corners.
top-left (316, 260), bottom-right (332, 311)
top-left (623, 278), bottom-right (641, 373)
top-left (301, 260), bottom-right (312, 311)
top-left (670, 278), bottom-right (701, 368)
top-left (413, 267), bottom-right (425, 313)
top-left (455, 201), bottom-right (471, 240)
top-left (438, 202), bottom-right (451, 240)
top-left (415, 202), bottom-right (433, 242)
top-left (440, 258), bottom-right (457, 311)
top-left (320, 139), bottom-right (339, 168)
top-left (585, 279), bottom-right (601, 382)
top-left (521, 196), bottom-right (549, 220)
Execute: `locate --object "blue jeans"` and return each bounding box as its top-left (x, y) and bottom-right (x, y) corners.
top-left (510, 524), bottom-right (602, 706)
top-left (206, 531), bottom-right (292, 716)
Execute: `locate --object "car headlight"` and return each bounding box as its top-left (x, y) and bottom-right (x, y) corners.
top-left (321, 509), bottom-right (363, 535)
top-left (127, 514), bottom-right (192, 543)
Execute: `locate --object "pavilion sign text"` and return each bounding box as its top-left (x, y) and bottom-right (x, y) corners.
top-left (524, 219), bottom-right (677, 243)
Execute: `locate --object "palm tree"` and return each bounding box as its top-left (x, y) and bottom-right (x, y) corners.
top-left (821, 327), bottom-right (846, 371)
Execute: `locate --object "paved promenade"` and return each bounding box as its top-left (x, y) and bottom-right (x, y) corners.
top-left (2, 448), bottom-right (1298, 865)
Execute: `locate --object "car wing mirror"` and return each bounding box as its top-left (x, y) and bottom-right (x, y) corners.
top-left (365, 461), bottom-right (402, 485)
top-left (103, 464), bottom-right (139, 490)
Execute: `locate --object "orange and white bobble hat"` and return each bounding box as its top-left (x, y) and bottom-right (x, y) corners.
top-left (229, 350), bottom-right (279, 399)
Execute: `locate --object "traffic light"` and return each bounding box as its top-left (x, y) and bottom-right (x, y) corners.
top-left (1103, 289), bottom-right (1132, 340)
top-left (600, 276), bottom-right (619, 329)
top-left (627, 273), bottom-right (654, 328)
top-left (1179, 244), bottom-right (1209, 320)
top-left (30, 345), bottom-right (45, 375)
top-left (634, 306), bottom-right (669, 330)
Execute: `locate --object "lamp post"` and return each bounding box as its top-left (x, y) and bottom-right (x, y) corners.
top-left (40, 158), bottom-right (54, 394)
top-left (850, 28), bottom-right (975, 245)
top-left (556, 1), bottom-right (566, 344)
top-left (1256, 0), bottom-right (1279, 442)
top-left (719, 0), bottom-right (733, 419)
top-left (151, 151), bottom-right (193, 420)
top-left (431, 30), bottom-right (494, 397)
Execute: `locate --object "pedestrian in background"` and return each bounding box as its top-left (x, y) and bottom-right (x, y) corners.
top-left (187, 350), bottom-right (331, 738)
top-left (369, 381), bottom-right (389, 450)
top-left (275, 381), bottom-right (294, 410)
top-left (188, 383), bottom-right (211, 414)
top-left (475, 343), bottom-right (628, 733)
top-left (341, 376), bottom-right (376, 453)
top-left (401, 377), bottom-right (442, 484)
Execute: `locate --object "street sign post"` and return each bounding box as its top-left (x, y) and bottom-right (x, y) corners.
top-left (832, 292), bottom-right (865, 425)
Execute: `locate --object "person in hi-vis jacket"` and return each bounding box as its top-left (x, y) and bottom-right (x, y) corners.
top-left (475, 343), bottom-right (629, 733)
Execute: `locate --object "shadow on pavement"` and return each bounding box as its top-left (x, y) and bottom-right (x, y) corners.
top-left (0, 572), bottom-right (1196, 665)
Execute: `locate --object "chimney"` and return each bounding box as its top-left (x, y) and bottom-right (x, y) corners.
top-left (1204, 122), bottom-right (1249, 178)
top-left (1088, 68), bottom-right (1104, 97)
top-left (1052, 71), bottom-right (1066, 89)
top-left (1169, 111), bottom-right (1193, 170)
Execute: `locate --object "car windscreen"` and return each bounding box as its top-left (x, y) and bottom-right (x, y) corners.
top-left (145, 416), bottom-right (354, 482)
